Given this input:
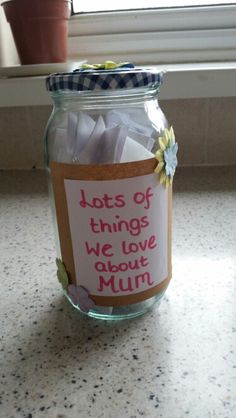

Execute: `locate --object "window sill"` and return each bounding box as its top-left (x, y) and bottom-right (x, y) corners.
top-left (0, 62), bottom-right (236, 107)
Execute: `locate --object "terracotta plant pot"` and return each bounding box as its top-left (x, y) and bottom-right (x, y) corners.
top-left (2, 0), bottom-right (71, 65)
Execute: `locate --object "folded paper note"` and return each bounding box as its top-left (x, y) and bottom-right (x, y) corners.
top-left (73, 111), bottom-right (96, 158)
top-left (52, 110), bottom-right (156, 164)
top-left (120, 136), bottom-right (154, 163)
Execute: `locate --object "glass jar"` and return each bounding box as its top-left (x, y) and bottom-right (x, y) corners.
top-left (44, 64), bottom-right (178, 320)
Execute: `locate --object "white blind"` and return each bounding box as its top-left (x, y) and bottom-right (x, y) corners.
top-left (72, 0), bottom-right (236, 13)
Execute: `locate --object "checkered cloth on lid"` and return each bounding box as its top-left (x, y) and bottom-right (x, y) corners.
top-left (46, 67), bottom-right (163, 92)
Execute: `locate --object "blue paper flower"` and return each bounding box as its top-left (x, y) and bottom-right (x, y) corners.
top-left (164, 142), bottom-right (178, 178)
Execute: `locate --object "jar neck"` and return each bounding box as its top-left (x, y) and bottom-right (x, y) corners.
top-left (50, 86), bottom-right (161, 110)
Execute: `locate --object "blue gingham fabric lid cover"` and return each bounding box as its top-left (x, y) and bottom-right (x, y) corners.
top-left (46, 67), bottom-right (163, 92)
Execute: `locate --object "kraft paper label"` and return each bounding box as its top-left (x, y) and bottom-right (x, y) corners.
top-left (50, 159), bottom-right (172, 306)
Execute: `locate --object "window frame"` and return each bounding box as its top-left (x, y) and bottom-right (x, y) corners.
top-left (68, 5), bottom-right (236, 64)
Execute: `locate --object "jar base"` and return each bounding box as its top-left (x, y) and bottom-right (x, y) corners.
top-left (65, 291), bottom-right (166, 320)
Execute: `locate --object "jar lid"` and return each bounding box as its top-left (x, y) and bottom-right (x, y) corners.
top-left (46, 63), bottom-right (163, 92)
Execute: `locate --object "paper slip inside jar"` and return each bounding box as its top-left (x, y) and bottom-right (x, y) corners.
top-left (53, 110), bottom-right (156, 164)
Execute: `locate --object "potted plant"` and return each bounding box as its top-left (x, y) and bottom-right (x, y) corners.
top-left (1, 0), bottom-right (71, 65)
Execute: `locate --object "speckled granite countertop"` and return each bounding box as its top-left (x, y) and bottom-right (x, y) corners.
top-left (1, 167), bottom-right (236, 418)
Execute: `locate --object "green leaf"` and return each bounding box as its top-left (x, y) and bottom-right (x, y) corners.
top-left (56, 258), bottom-right (69, 290)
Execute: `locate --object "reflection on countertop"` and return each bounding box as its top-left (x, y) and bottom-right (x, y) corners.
top-left (0, 166), bottom-right (236, 418)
